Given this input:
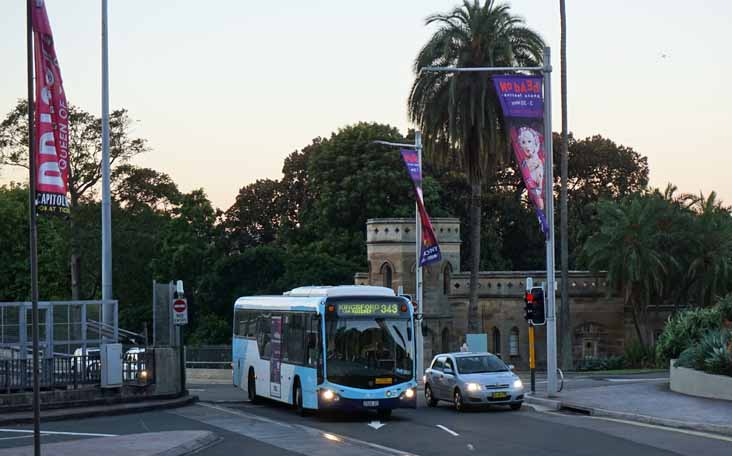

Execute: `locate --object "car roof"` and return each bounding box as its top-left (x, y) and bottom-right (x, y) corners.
top-left (433, 352), bottom-right (497, 359)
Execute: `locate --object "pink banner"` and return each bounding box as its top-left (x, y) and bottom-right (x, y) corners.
top-left (32, 0), bottom-right (70, 215)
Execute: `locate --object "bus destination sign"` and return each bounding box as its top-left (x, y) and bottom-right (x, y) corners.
top-left (337, 303), bottom-right (401, 317)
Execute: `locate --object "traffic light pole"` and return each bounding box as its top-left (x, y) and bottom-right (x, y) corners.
top-left (543, 47), bottom-right (559, 396)
top-left (529, 323), bottom-right (536, 394)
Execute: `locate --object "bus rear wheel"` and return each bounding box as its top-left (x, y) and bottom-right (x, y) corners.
top-left (248, 370), bottom-right (259, 404)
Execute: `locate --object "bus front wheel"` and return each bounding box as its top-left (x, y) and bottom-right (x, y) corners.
top-left (293, 382), bottom-right (307, 417)
top-left (248, 369), bottom-right (259, 404)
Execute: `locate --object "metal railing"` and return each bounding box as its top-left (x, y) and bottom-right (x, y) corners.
top-left (0, 355), bottom-right (101, 393)
top-left (185, 345), bottom-right (231, 369)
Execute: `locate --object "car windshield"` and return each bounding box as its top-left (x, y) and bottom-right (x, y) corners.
top-left (456, 355), bottom-right (508, 374)
top-left (325, 317), bottom-right (414, 389)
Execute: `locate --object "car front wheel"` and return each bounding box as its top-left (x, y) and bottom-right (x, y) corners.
top-left (454, 389), bottom-right (464, 412)
top-left (425, 384), bottom-right (438, 407)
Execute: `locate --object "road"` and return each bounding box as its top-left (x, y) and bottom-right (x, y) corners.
top-left (1, 373), bottom-right (731, 456)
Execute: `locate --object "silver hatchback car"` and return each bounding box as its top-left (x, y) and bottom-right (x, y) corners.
top-left (424, 352), bottom-right (524, 411)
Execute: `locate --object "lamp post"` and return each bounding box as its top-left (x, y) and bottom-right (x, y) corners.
top-left (371, 133), bottom-right (424, 382)
top-left (421, 47), bottom-right (558, 395)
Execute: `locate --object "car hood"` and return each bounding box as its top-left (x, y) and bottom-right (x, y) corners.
top-left (460, 372), bottom-right (517, 384)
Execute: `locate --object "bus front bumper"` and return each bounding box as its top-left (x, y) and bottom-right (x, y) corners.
top-left (317, 388), bottom-right (417, 411)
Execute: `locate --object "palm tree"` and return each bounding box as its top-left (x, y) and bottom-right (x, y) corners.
top-left (686, 192), bottom-right (732, 307)
top-left (581, 198), bottom-right (670, 347)
top-left (408, 0), bottom-right (544, 333)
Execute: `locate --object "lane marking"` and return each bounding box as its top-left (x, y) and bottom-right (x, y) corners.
top-left (194, 403), bottom-right (419, 455)
top-left (589, 416), bottom-right (732, 443)
top-left (0, 436), bottom-right (34, 442)
top-left (188, 388), bottom-right (206, 392)
top-left (436, 425), bottom-right (459, 436)
top-left (368, 421), bottom-right (386, 430)
top-left (605, 378), bottom-right (667, 382)
top-left (0, 429), bottom-right (118, 437)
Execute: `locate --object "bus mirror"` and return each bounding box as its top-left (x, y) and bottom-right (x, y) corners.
top-left (307, 334), bottom-right (316, 349)
top-left (407, 326), bottom-right (412, 341)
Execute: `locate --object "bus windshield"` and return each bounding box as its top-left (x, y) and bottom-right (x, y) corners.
top-left (325, 317), bottom-right (414, 389)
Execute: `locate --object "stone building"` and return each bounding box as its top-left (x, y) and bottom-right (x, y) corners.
top-left (355, 218), bottom-right (669, 370)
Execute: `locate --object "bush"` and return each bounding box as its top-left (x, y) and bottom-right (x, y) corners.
top-left (624, 340), bottom-right (658, 368)
top-left (718, 294), bottom-right (732, 322)
top-left (655, 307), bottom-right (722, 364)
top-left (576, 356), bottom-right (625, 371)
top-left (675, 329), bottom-right (732, 377)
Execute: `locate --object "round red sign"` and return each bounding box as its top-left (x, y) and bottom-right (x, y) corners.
top-left (173, 299), bottom-right (187, 313)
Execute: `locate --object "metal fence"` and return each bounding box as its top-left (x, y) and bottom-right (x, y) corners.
top-left (185, 345), bottom-right (231, 369)
top-left (0, 355), bottom-right (101, 393)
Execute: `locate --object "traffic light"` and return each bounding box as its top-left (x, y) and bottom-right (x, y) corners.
top-left (531, 287), bottom-right (546, 324)
top-left (524, 287), bottom-right (546, 325)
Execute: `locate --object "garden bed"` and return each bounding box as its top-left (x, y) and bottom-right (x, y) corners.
top-left (670, 360), bottom-right (732, 401)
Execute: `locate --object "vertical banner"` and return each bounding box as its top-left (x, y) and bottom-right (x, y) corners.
top-left (32, 0), bottom-right (70, 215)
top-left (269, 315), bottom-right (282, 398)
top-left (400, 149), bottom-right (442, 265)
top-left (493, 75), bottom-right (548, 235)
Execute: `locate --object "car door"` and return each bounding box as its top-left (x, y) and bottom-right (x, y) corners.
top-left (429, 356), bottom-right (446, 399)
top-left (442, 357), bottom-right (458, 399)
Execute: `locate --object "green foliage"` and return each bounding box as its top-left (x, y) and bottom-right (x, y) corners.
top-left (675, 330), bottom-right (732, 377)
top-left (624, 340), bottom-right (658, 368)
top-left (576, 356), bottom-right (625, 371)
top-left (719, 294), bottom-right (732, 322)
top-left (656, 306), bottom-right (722, 364)
top-left (187, 314), bottom-right (231, 346)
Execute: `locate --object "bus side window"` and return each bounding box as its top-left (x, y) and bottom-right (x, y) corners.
top-left (307, 315), bottom-right (321, 369)
top-left (257, 314), bottom-right (272, 359)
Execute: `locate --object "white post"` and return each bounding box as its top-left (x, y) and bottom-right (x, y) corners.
top-left (101, 0), bottom-right (113, 334)
top-left (543, 47), bottom-right (558, 395)
top-left (415, 131), bottom-right (424, 383)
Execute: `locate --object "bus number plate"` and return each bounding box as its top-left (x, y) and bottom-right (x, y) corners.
top-left (363, 401), bottom-right (379, 407)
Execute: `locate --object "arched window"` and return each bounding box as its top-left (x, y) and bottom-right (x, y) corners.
top-left (492, 327), bottom-right (501, 356)
top-left (443, 262), bottom-right (453, 295)
top-left (441, 328), bottom-right (450, 353)
top-left (509, 327), bottom-right (520, 356)
top-left (381, 263), bottom-right (393, 289)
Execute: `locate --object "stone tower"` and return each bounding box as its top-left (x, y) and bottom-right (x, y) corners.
top-left (354, 217), bottom-right (462, 364)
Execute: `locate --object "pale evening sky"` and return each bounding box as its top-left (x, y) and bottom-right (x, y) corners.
top-left (0, 1), bottom-right (730, 210)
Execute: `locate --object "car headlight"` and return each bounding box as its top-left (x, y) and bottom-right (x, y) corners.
top-left (513, 379), bottom-right (523, 389)
top-left (466, 382), bottom-right (481, 392)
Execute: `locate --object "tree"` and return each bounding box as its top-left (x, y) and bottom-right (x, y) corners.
top-left (580, 197), bottom-right (671, 347)
top-left (224, 179), bottom-right (282, 251)
top-left (0, 100), bottom-right (147, 299)
top-left (409, 0), bottom-right (544, 332)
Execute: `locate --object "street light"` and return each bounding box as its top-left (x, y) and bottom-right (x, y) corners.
top-left (420, 47), bottom-right (558, 395)
top-left (370, 133), bottom-right (425, 383)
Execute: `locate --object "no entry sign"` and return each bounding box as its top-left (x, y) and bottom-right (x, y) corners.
top-left (172, 298), bottom-right (188, 326)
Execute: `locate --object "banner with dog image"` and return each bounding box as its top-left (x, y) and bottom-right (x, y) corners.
top-left (493, 75), bottom-right (548, 235)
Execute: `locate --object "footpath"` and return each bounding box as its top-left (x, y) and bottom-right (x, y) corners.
top-left (0, 431), bottom-right (218, 456)
top-left (526, 377), bottom-right (732, 436)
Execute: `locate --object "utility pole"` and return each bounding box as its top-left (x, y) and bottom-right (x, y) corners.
top-left (101, 0), bottom-right (114, 332)
top-left (559, 0), bottom-right (572, 372)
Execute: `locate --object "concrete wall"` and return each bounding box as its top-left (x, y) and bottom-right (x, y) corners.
top-left (154, 347), bottom-right (182, 395)
top-left (670, 361), bottom-right (732, 401)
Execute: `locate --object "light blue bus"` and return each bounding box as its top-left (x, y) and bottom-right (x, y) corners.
top-left (232, 285), bottom-right (417, 418)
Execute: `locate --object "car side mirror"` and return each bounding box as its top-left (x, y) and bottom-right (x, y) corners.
top-left (443, 367), bottom-right (454, 375)
top-left (508, 364), bottom-right (515, 370)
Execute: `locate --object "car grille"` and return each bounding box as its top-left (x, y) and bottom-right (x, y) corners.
top-left (484, 383), bottom-right (510, 390)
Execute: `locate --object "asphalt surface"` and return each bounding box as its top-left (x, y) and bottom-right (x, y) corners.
top-left (2, 372), bottom-right (731, 456)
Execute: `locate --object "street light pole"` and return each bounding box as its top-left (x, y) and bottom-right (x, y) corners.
top-left (101, 0), bottom-right (113, 334)
top-left (421, 48), bottom-right (558, 395)
top-left (370, 134), bottom-right (424, 382)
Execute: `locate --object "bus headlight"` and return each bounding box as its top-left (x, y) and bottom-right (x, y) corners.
top-left (321, 389), bottom-right (337, 401)
top-left (139, 370), bottom-right (148, 380)
top-left (404, 388), bottom-right (415, 399)
top-left (513, 379), bottom-right (523, 389)
top-left (466, 382), bottom-right (481, 392)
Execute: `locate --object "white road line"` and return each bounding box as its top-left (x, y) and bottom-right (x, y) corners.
top-left (605, 378), bottom-right (667, 382)
top-left (589, 417), bottom-right (732, 443)
top-left (0, 435), bottom-right (34, 441)
top-left (188, 388), bottom-right (206, 392)
top-left (436, 425), bottom-right (459, 437)
top-left (195, 403), bottom-right (419, 456)
top-left (0, 429), bottom-right (118, 437)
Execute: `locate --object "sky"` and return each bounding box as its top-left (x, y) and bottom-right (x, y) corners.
top-left (1, 0), bottom-right (730, 210)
